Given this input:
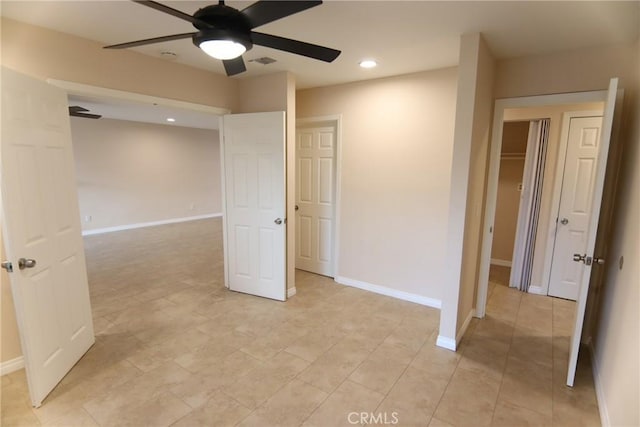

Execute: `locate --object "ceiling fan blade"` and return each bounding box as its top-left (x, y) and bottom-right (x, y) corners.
top-left (70, 112), bottom-right (102, 119)
top-left (241, 1), bottom-right (322, 29)
top-left (104, 32), bottom-right (196, 49)
top-left (251, 32), bottom-right (340, 62)
top-left (69, 106), bottom-right (89, 113)
top-left (223, 57), bottom-right (247, 76)
top-left (132, 1), bottom-right (211, 28)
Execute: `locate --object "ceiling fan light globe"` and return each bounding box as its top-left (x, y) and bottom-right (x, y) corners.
top-left (199, 39), bottom-right (246, 60)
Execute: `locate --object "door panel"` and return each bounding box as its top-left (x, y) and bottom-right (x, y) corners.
top-left (295, 125), bottom-right (336, 276)
top-left (565, 79), bottom-right (620, 386)
top-left (548, 116), bottom-right (603, 300)
top-left (1, 67), bottom-right (95, 407)
top-left (222, 112), bottom-right (286, 301)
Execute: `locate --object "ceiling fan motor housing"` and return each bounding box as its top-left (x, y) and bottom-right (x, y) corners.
top-left (191, 3), bottom-right (254, 51)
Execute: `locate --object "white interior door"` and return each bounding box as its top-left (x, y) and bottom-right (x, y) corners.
top-left (548, 115), bottom-right (604, 300)
top-left (295, 126), bottom-right (336, 276)
top-left (221, 112), bottom-right (286, 301)
top-left (566, 78), bottom-right (620, 386)
top-left (1, 67), bottom-right (95, 407)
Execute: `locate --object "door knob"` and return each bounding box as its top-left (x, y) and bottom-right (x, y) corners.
top-left (560, 218), bottom-right (569, 225)
top-left (593, 257), bottom-right (605, 265)
top-left (274, 218), bottom-right (283, 225)
top-left (18, 258), bottom-right (36, 270)
top-left (295, 205), bottom-right (299, 211)
top-left (1, 261), bottom-right (13, 273)
top-left (573, 253), bottom-right (586, 263)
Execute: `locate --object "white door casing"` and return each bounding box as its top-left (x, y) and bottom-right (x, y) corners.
top-left (547, 115), bottom-right (604, 300)
top-left (1, 68), bottom-right (95, 407)
top-left (221, 112), bottom-right (286, 301)
top-left (295, 125), bottom-right (336, 276)
top-left (566, 79), bottom-right (620, 386)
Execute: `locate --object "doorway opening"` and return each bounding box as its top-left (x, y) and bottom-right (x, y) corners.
top-left (476, 81), bottom-right (620, 387)
top-left (294, 116), bottom-right (342, 279)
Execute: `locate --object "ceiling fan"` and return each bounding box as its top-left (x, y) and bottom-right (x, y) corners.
top-left (69, 106), bottom-right (102, 119)
top-left (104, 0), bottom-right (341, 76)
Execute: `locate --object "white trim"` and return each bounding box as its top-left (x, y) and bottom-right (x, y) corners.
top-left (1, 356), bottom-right (25, 376)
top-left (475, 90), bottom-right (609, 319)
top-left (527, 285), bottom-right (545, 295)
top-left (81, 213), bottom-right (222, 236)
top-left (490, 258), bottom-right (512, 267)
top-left (456, 309), bottom-right (475, 344)
top-left (46, 79), bottom-right (230, 116)
top-left (287, 287), bottom-right (297, 298)
top-left (541, 110), bottom-right (604, 296)
top-left (295, 115), bottom-right (343, 278)
top-left (334, 276), bottom-right (441, 309)
top-left (588, 341), bottom-right (610, 427)
top-left (436, 335), bottom-right (457, 351)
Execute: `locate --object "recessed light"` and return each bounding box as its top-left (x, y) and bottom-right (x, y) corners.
top-left (359, 59), bottom-right (377, 69)
top-left (166, 118), bottom-right (176, 123)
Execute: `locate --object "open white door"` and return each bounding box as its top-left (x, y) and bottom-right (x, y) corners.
top-left (221, 112), bottom-right (286, 301)
top-left (1, 68), bottom-right (95, 407)
top-left (566, 78), bottom-right (621, 386)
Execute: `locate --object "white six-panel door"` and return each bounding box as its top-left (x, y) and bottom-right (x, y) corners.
top-left (548, 115), bottom-right (603, 300)
top-left (566, 78), bottom-right (619, 386)
top-left (1, 68), bottom-right (95, 407)
top-left (221, 112), bottom-right (286, 301)
top-left (295, 126), bottom-right (336, 276)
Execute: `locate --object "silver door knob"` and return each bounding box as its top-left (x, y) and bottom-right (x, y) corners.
top-left (560, 218), bottom-right (569, 225)
top-left (1, 261), bottom-right (13, 273)
top-left (594, 257), bottom-right (605, 265)
top-left (18, 258), bottom-right (36, 270)
top-left (274, 218), bottom-right (283, 225)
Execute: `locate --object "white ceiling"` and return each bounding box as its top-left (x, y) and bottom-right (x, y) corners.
top-left (4, 1), bottom-right (637, 129)
top-left (68, 94), bottom-right (220, 129)
top-left (1, 1), bottom-right (638, 90)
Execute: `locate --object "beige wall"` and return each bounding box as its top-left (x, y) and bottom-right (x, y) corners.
top-left (438, 33), bottom-right (495, 346)
top-left (492, 158), bottom-right (525, 263)
top-left (1, 18), bottom-right (238, 111)
top-left (298, 67), bottom-right (458, 300)
top-left (591, 68), bottom-right (639, 427)
top-left (452, 33), bottom-right (496, 342)
top-left (71, 118), bottom-right (221, 231)
top-left (237, 72), bottom-right (297, 292)
top-left (1, 232), bottom-right (23, 364)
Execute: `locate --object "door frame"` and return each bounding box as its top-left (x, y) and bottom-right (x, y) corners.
top-left (539, 110), bottom-right (604, 297)
top-left (476, 90), bottom-right (608, 318)
top-left (296, 115), bottom-right (343, 279)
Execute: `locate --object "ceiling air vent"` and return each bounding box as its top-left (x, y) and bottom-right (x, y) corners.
top-left (249, 57), bottom-right (277, 65)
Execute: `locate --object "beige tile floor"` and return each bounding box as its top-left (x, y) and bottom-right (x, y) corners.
top-left (1, 219), bottom-right (601, 426)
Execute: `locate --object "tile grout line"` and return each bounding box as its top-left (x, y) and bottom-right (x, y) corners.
top-left (487, 291), bottom-right (524, 426)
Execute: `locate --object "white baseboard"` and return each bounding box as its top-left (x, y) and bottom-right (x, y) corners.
top-left (527, 285), bottom-right (546, 295)
top-left (436, 308), bottom-right (474, 352)
top-left (436, 335), bottom-right (457, 351)
top-left (287, 287), bottom-right (297, 298)
top-left (490, 258), bottom-right (512, 267)
top-left (82, 213), bottom-right (223, 236)
top-left (1, 356), bottom-right (24, 376)
top-left (456, 308), bottom-right (475, 344)
top-left (588, 341), bottom-right (610, 427)
top-left (334, 276), bottom-right (441, 309)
